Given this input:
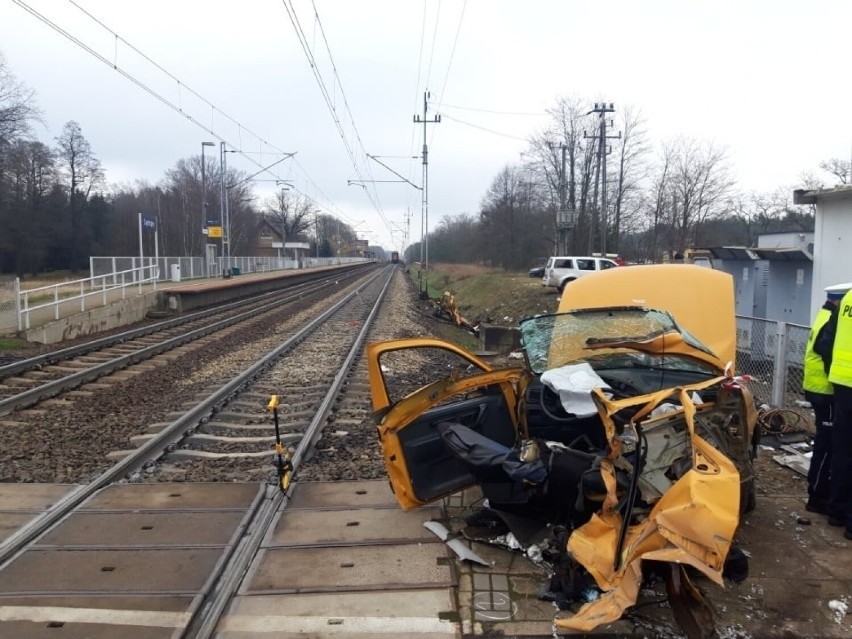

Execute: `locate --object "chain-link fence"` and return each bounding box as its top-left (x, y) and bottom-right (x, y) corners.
top-left (735, 316), bottom-right (809, 409)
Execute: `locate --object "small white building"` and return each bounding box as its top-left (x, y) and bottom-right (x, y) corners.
top-left (794, 186), bottom-right (852, 319)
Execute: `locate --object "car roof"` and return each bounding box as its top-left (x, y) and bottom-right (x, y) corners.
top-left (555, 264), bottom-right (735, 366)
top-left (548, 255), bottom-right (611, 260)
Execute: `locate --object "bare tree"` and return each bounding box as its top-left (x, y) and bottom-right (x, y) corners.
top-left (526, 96), bottom-right (598, 255)
top-left (479, 165), bottom-right (525, 269)
top-left (0, 52), bottom-right (39, 144)
top-left (264, 190), bottom-right (316, 243)
top-left (819, 158), bottom-right (850, 184)
top-left (55, 121), bottom-right (105, 270)
top-left (607, 105), bottom-right (650, 253)
top-left (667, 137), bottom-right (734, 253)
top-left (645, 141), bottom-right (674, 262)
top-left (1, 140), bottom-right (56, 274)
top-left (56, 121), bottom-right (104, 200)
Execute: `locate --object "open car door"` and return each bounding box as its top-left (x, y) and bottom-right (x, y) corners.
top-left (366, 338), bottom-right (528, 511)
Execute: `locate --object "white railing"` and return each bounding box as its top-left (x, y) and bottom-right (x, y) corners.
top-left (16, 264), bottom-right (160, 331)
top-left (6, 256), bottom-right (370, 335)
top-left (89, 255), bottom-right (369, 282)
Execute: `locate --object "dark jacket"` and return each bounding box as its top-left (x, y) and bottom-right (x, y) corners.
top-left (814, 302), bottom-right (840, 374)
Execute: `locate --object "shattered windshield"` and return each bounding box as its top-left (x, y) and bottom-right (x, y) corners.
top-left (519, 307), bottom-right (717, 375)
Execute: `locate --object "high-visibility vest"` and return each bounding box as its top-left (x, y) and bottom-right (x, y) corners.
top-left (804, 307), bottom-right (833, 394)
top-left (829, 292), bottom-right (852, 387)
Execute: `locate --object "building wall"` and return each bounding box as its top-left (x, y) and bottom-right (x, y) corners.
top-left (766, 261), bottom-right (812, 325)
top-left (757, 232), bottom-right (813, 251)
top-left (812, 195), bottom-right (852, 319)
top-left (714, 259), bottom-right (760, 318)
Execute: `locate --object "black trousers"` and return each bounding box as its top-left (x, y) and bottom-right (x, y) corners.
top-left (804, 390), bottom-right (833, 506)
top-left (829, 384), bottom-right (852, 531)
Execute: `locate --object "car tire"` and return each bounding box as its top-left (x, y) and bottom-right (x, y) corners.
top-left (558, 278), bottom-right (574, 294)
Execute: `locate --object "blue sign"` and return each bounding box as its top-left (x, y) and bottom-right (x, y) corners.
top-left (141, 213), bottom-right (156, 231)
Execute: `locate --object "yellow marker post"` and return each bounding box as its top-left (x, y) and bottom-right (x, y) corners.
top-left (267, 395), bottom-right (293, 492)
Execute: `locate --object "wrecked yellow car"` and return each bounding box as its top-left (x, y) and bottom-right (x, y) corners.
top-left (366, 265), bottom-right (757, 635)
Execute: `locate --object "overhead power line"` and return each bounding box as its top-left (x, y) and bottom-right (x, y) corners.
top-left (440, 114), bottom-right (529, 141)
top-left (281, 0), bottom-right (391, 236)
top-left (430, 0), bottom-right (467, 150)
top-left (439, 102), bottom-right (549, 117)
top-left (9, 0), bottom-right (355, 218)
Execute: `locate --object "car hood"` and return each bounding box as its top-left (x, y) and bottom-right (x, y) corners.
top-left (556, 264), bottom-right (735, 367)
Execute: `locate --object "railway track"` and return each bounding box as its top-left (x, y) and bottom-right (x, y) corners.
top-left (0, 265), bottom-right (461, 638)
top-left (0, 264), bottom-right (374, 416)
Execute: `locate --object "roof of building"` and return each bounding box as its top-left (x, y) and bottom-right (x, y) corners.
top-left (793, 184), bottom-right (852, 204)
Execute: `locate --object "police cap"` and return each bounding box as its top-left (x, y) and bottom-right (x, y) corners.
top-left (825, 282), bottom-right (852, 301)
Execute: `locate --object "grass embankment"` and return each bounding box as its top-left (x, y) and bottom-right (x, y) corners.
top-left (0, 337), bottom-right (28, 351)
top-left (0, 271), bottom-right (86, 350)
top-left (410, 262), bottom-right (559, 328)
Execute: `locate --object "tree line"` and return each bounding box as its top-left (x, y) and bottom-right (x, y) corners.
top-left (0, 53), bottom-right (369, 277)
top-left (0, 51), bottom-right (839, 276)
top-left (409, 96), bottom-right (830, 269)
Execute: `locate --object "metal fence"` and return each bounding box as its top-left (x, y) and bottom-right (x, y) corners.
top-left (89, 255), bottom-right (365, 282)
top-left (0, 256), bottom-right (371, 336)
top-left (14, 264), bottom-right (160, 331)
top-left (0, 267), bottom-right (815, 408)
top-left (735, 316), bottom-right (809, 409)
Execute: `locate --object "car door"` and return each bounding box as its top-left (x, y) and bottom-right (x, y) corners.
top-left (366, 337), bottom-right (527, 510)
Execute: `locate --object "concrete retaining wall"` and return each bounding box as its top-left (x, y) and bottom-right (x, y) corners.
top-left (25, 292), bottom-right (160, 344)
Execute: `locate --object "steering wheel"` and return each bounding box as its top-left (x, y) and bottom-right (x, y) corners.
top-left (538, 383), bottom-right (576, 422)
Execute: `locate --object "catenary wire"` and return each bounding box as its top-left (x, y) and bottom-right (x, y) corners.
top-left (281, 0), bottom-right (392, 237)
top-left (13, 0), bottom-right (358, 227)
top-left (440, 113), bottom-right (530, 142)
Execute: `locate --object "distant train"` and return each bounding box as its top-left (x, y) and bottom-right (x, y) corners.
top-left (391, 251), bottom-right (399, 264)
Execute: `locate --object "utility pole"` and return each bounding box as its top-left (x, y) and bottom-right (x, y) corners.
top-left (219, 142), bottom-right (229, 276)
top-left (585, 103), bottom-right (620, 255)
top-left (413, 90), bottom-right (440, 270)
top-left (200, 141), bottom-right (215, 274)
top-left (549, 142), bottom-right (573, 255)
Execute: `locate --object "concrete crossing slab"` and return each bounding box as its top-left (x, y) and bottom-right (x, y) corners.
top-left (82, 482), bottom-right (262, 510)
top-left (216, 591), bottom-right (459, 639)
top-left (267, 506), bottom-right (442, 546)
top-left (286, 480), bottom-right (399, 509)
top-left (36, 511), bottom-right (248, 547)
top-left (243, 544), bottom-right (454, 594)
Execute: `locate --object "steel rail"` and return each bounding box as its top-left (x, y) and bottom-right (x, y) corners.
top-left (0, 267), bottom-right (375, 416)
top-left (0, 267), bottom-right (390, 568)
top-left (186, 266), bottom-right (394, 638)
top-left (0, 264), bottom-right (372, 380)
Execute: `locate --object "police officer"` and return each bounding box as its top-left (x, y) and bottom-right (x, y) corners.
top-left (815, 283), bottom-right (852, 539)
top-left (803, 284), bottom-right (849, 513)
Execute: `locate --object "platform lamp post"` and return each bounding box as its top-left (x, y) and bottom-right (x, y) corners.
top-left (201, 141), bottom-right (215, 275)
top-left (277, 183), bottom-right (290, 266)
top-left (220, 142), bottom-right (235, 277)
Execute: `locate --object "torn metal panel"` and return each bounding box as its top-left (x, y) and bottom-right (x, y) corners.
top-left (773, 452), bottom-right (810, 477)
top-left (423, 520), bottom-right (492, 567)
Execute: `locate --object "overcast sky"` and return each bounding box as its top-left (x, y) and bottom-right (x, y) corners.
top-left (1, 0), bottom-right (851, 252)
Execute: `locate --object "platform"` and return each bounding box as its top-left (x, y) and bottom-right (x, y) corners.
top-left (18, 263), bottom-right (368, 345)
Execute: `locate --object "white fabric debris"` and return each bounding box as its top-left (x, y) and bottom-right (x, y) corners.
top-left (650, 403), bottom-right (679, 418)
top-left (540, 363), bottom-right (611, 418)
top-left (828, 599), bottom-right (847, 624)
